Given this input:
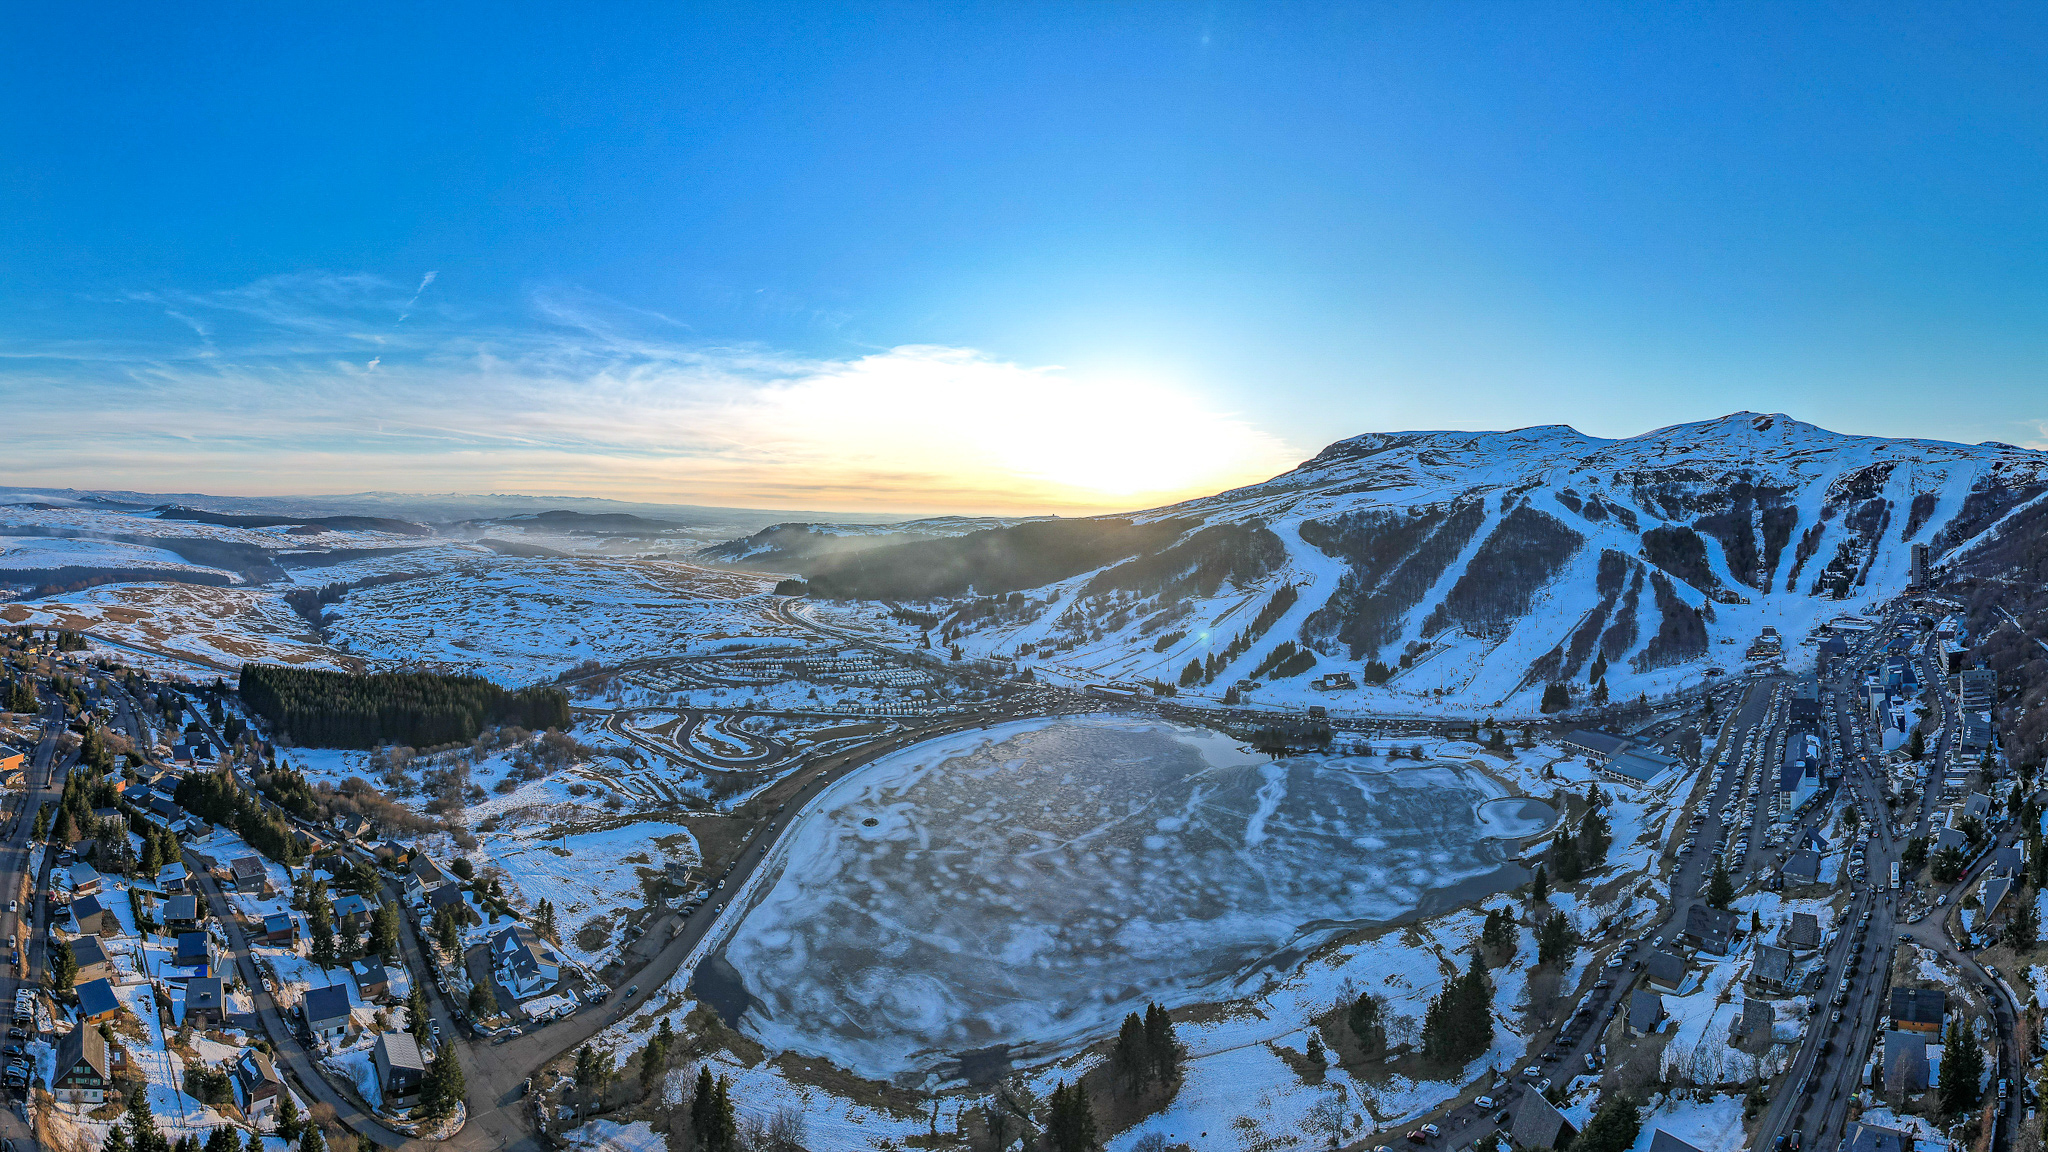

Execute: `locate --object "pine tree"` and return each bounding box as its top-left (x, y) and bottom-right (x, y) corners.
top-left (177, 1135), bottom-right (201, 1152)
top-left (205, 1127), bottom-right (239, 1152)
top-left (407, 986), bottom-right (430, 1038)
top-left (1142, 1003), bottom-right (1181, 1084)
top-left (1530, 865), bottom-right (1549, 903)
top-left (1110, 1013), bottom-right (1150, 1095)
top-left (1537, 911), bottom-right (1578, 967)
top-left (1939, 1018), bottom-right (1984, 1116)
top-left (469, 980), bottom-right (496, 1017)
top-left (129, 1086), bottom-right (169, 1152)
top-left (372, 898), bottom-right (401, 958)
top-left (690, 1066), bottom-right (717, 1147)
top-left (2007, 897), bottom-right (2039, 951)
top-left (1575, 1096), bottom-right (1641, 1152)
top-left (311, 921), bottom-right (336, 973)
top-left (49, 937), bottom-right (77, 993)
top-left (246, 1131), bottom-right (263, 1152)
top-left (299, 1127), bottom-right (325, 1152)
top-left (1046, 1081), bottom-right (1100, 1152)
top-left (276, 1088), bottom-right (302, 1140)
top-left (709, 1076), bottom-right (738, 1152)
top-left (1347, 992), bottom-right (1386, 1055)
top-left (1550, 834), bottom-right (1584, 882)
top-left (1707, 861), bottom-right (1735, 909)
top-left (421, 1045), bottom-right (466, 1118)
top-left (437, 906), bottom-right (462, 955)
top-left (640, 1029), bottom-right (668, 1095)
top-left (104, 1120), bottom-right (133, 1152)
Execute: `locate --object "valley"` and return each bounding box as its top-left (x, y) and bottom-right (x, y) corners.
top-left (0, 413), bottom-right (2042, 1152)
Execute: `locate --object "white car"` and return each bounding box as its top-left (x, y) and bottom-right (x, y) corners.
top-left (1475, 1096), bottom-right (1495, 1110)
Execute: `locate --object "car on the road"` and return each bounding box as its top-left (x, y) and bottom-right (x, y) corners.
top-left (1420, 1125), bottom-right (1440, 1137)
top-left (1405, 1132), bottom-right (1428, 1145)
top-left (1474, 1096), bottom-right (1494, 1109)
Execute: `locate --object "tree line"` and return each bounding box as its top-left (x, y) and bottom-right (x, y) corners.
top-left (240, 663), bottom-right (571, 750)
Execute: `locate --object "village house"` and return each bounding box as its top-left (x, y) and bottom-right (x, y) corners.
top-left (70, 893), bottom-right (116, 936)
top-left (163, 894), bottom-right (201, 933)
top-left (1890, 988), bottom-right (1946, 1035)
top-left (76, 978), bottom-right (124, 1024)
top-left (303, 983), bottom-right (353, 1042)
top-left (232, 1048), bottom-right (282, 1122)
top-left (185, 976), bottom-right (226, 1030)
top-left (374, 1030), bottom-right (427, 1109)
top-left (262, 911), bottom-right (301, 946)
top-left (404, 855), bottom-right (456, 906)
top-left (332, 893), bottom-right (374, 933)
top-left (71, 934), bottom-right (112, 984)
top-left (1628, 989), bottom-right (1666, 1037)
top-left (52, 1025), bottom-right (112, 1105)
top-left (490, 923), bottom-right (563, 999)
top-left (229, 854), bottom-right (272, 895)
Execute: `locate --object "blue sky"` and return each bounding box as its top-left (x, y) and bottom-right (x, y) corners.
top-left (4, 3), bottom-right (2045, 512)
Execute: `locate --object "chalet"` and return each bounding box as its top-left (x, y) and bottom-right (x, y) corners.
top-left (405, 856), bottom-right (455, 905)
top-left (1778, 738), bottom-right (1822, 815)
top-left (1310, 672), bottom-right (1357, 692)
top-left (68, 861), bottom-right (103, 897)
top-left (71, 893), bottom-right (116, 936)
top-left (1507, 1091), bottom-right (1577, 1150)
top-left (337, 813), bottom-right (375, 842)
top-left (1981, 875), bottom-right (2014, 920)
top-left (164, 894), bottom-right (201, 933)
top-left (332, 894), bottom-right (374, 932)
top-left (185, 976), bottom-right (225, 1030)
top-left (1682, 905), bottom-right (1737, 956)
top-left (1782, 912), bottom-right (1822, 952)
top-left (1844, 1122), bottom-right (1916, 1152)
top-left (157, 862), bottom-right (189, 893)
top-left (352, 960), bottom-right (393, 1002)
top-left (1643, 950), bottom-right (1687, 992)
top-left (148, 795), bottom-right (190, 833)
top-left (1648, 1133), bottom-right (1709, 1152)
top-left (262, 912), bottom-right (301, 946)
top-left (174, 931), bottom-right (213, 974)
top-left (490, 923), bottom-right (563, 999)
top-left (1963, 791), bottom-right (1993, 823)
top-left (52, 1024), bottom-right (113, 1104)
top-left (232, 1048), bottom-right (282, 1122)
top-left (423, 877), bottom-right (471, 922)
top-left (76, 978), bottom-right (123, 1023)
top-left (71, 934), bottom-right (112, 984)
top-left (1933, 827), bottom-right (1968, 855)
top-left (1730, 998), bottom-right (1772, 1042)
top-left (1751, 944), bottom-right (1796, 993)
top-left (303, 983), bottom-right (353, 1041)
top-left (1628, 989), bottom-right (1667, 1037)
top-left (375, 841), bottom-right (409, 865)
top-left (374, 1030), bottom-right (427, 1109)
top-left (1883, 1031), bottom-right (1931, 1093)
top-left (1782, 850), bottom-right (1822, 886)
top-left (229, 855), bottom-right (272, 895)
top-left (1890, 988), bottom-right (1946, 1034)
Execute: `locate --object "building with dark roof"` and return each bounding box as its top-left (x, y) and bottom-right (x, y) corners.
top-left (1628, 989), bottom-right (1666, 1036)
top-left (262, 911), bottom-right (300, 946)
top-left (303, 983), bottom-right (353, 1040)
top-left (1603, 748), bottom-right (1682, 788)
top-left (1508, 1091), bottom-right (1577, 1150)
top-left (1844, 1121), bottom-right (1915, 1152)
top-left (1782, 849), bottom-right (1822, 886)
top-left (1682, 904), bottom-right (1737, 955)
top-left (374, 1030), bottom-right (427, 1108)
top-left (1883, 1031), bottom-right (1930, 1093)
top-left (53, 1024), bottom-right (112, 1104)
top-left (1562, 730), bottom-right (1631, 761)
top-left (164, 894), bottom-right (201, 932)
top-left (1643, 950), bottom-right (1687, 992)
top-left (1890, 987), bottom-right (1946, 1033)
top-left (1782, 912), bottom-right (1821, 951)
top-left (1647, 1131), bottom-right (1708, 1152)
top-left (71, 892), bottom-right (115, 936)
top-left (76, 978), bottom-right (123, 1023)
top-left (232, 1048), bottom-right (282, 1122)
top-left (1730, 998), bottom-right (1772, 1043)
top-left (230, 854), bottom-right (272, 895)
top-left (1751, 944), bottom-right (1795, 992)
top-left (174, 931), bottom-right (212, 972)
top-left (185, 976), bottom-right (226, 1029)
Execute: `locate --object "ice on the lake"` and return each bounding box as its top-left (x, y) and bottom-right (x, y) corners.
top-left (713, 717), bottom-right (1543, 1080)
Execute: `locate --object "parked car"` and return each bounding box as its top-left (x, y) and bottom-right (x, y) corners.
top-left (1474, 1096), bottom-right (1494, 1109)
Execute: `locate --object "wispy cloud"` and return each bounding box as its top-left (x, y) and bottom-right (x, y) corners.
top-left (0, 275), bottom-right (1300, 514)
top-left (397, 270), bottom-right (437, 323)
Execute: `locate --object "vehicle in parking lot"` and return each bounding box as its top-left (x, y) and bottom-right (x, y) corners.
top-left (1475, 1096), bottom-right (1493, 1109)
top-left (1420, 1125), bottom-right (1440, 1137)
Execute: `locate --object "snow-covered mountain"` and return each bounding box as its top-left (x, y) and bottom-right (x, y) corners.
top-left (723, 412), bottom-right (2048, 714)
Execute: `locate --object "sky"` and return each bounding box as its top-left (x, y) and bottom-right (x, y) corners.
top-left (3, 3), bottom-right (2046, 515)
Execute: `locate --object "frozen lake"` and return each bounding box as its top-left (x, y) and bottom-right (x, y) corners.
top-left (705, 717), bottom-right (1549, 1081)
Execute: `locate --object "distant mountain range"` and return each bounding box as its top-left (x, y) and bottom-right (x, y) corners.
top-left (704, 413), bottom-right (2048, 711)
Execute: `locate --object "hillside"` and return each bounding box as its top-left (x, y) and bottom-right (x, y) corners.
top-left (737, 412), bottom-right (2048, 714)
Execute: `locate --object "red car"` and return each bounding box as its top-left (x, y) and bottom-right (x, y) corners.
top-left (1407, 1133), bottom-right (1429, 1145)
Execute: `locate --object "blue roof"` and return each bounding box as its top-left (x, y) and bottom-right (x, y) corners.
top-left (303, 983), bottom-right (352, 1025)
top-left (77, 978), bottom-right (121, 1019)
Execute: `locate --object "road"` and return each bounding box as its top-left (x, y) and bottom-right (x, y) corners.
top-left (0, 696), bottom-right (72, 1146)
